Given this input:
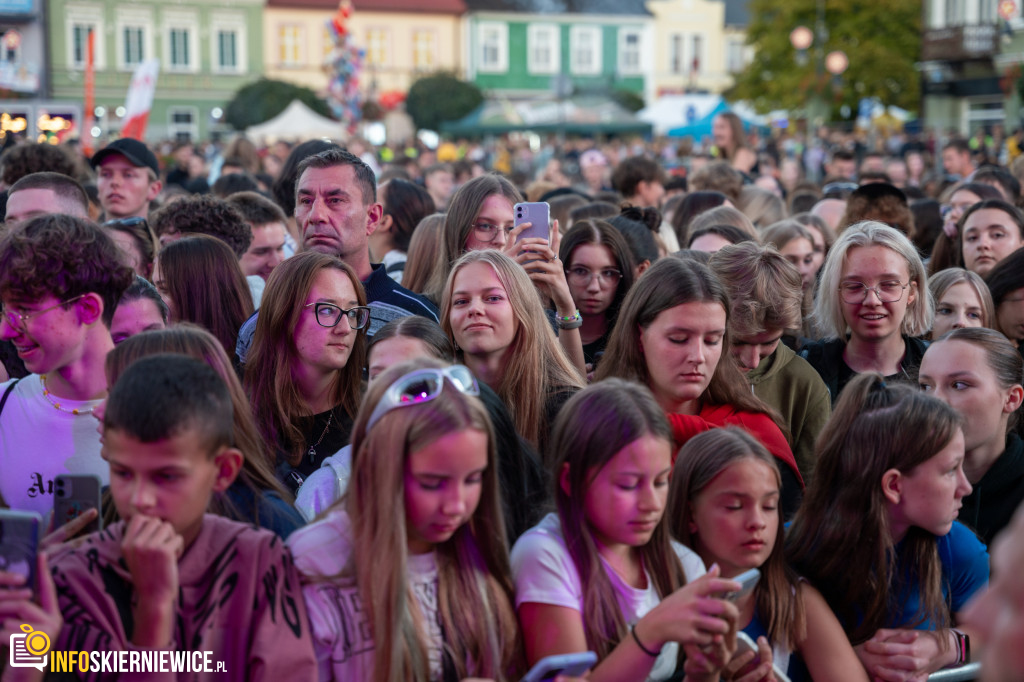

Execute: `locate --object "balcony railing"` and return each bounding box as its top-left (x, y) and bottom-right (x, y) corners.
top-left (922, 24), bottom-right (999, 61)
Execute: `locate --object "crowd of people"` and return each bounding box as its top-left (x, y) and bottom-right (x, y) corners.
top-left (1, 116), bottom-right (1024, 681)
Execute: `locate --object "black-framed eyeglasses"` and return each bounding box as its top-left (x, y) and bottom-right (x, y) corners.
top-left (839, 280), bottom-right (909, 304)
top-left (303, 302), bottom-right (371, 330)
top-left (471, 221), bottom-right (514, 243)
top-left (1, 293), bottom-right (88, 331)
top-left (566, 266), bottom-right (622, 288)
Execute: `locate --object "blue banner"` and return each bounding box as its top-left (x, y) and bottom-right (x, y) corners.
top-left (0, 0), bottom-right (34, 14)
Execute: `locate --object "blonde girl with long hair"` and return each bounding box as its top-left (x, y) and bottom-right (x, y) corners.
top-left (512, 379), bottom-right (742, 682)
top-left (668, 427), bottom-right (867, 682)
top-left (441, 250), bottom-right (584, 461)
top-left (288, 358), bottom-right (522, 681)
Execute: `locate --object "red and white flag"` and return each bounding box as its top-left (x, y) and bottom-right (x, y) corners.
top-left (120, 59), bottom-right (160, 140)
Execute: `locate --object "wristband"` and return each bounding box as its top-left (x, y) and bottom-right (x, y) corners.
top-left (557, 309), bottom-right (583, 330)
top-left (630, 623), bottom-right (659, 657)
top-left (951, 628), bottom-right (969, 665)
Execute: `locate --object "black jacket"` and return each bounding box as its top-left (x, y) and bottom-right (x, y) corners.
top-left (799, 335), bottom-right (929, 405)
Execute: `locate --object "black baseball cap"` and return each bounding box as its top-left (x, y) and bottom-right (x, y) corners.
top-left (90, 138), bottom-right (160, 177)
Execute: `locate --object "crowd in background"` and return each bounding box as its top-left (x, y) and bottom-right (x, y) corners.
top-left (1, 114), bottom-right (1024, 681)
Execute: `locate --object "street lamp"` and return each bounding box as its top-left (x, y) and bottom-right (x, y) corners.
top-left (789, 4), bottom-right (849, 128)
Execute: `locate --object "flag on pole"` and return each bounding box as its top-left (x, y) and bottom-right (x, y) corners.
top-left (121, 59), bottom-right (160, 141)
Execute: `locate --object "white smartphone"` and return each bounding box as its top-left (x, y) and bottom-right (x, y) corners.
top-left (520, 651), bottom-right (597, 682)
top-left (725, 567), bottom-right (761, 602)
top-left (735, 632), bottom-right (792, 682)
top-left (514, 201), bottom-right (551, 242)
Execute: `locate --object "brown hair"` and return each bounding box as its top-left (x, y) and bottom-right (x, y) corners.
top-left (594, 257), bottom-right (785, 427)
top-left (245, 251), bottom-right (367, 466)
top-left (157, 234), bottom-right (254, 356)
top-left (551, 379), bottom-right (685, 659)
top-left (709, 241), bottom-right (803, 336)
top-left (668, 427), bottom-right (805, 648)
top-left (106, 323), bottom-right (293, 521)
top-left (786, 373), bottom-right (962, 643)
top-left (0, 214), bottom-right (134, 328)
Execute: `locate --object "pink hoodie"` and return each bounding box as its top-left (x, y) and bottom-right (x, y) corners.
top-left (50, 514), bottom-right (317, 681)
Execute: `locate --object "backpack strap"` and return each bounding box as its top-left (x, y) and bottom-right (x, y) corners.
top-left (0, 378), bottom-right (21, 420)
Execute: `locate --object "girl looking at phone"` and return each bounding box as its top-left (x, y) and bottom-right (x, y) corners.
top-left (512, 379), bottom-right (742, 682)
top-left (786, 374), bottom-right (987, 680)
top-left (669, 427), bottom-right (868, 682)
top-left (919, 327), bottom-right (1024, 544)
top-left (288, 358), bottom-right (522, 681)
top-left (594, 257), bottom-right (804, 516)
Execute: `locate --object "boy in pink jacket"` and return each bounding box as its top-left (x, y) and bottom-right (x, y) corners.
top-left (0, 354), bottom-right (316, 681)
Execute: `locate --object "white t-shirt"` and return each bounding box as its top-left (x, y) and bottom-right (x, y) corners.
top-left (287, 508), bottom-right (444, 681)
top-left (0, 375), bottom-right (107, 516)
top-left (511, 513), bottom-right (706, 682)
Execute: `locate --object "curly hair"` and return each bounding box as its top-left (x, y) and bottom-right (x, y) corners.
top-left (0, 214), bottom-right (134, 327)
top-left (148, 195), bottom-right (253, 258)
top-left (1, 143), bottom-right (78, 186)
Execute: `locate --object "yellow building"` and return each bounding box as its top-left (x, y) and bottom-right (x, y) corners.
top-left (646, 0), bottom-right (751, 96)
top-left (264, 0), bottom-right (466, 96)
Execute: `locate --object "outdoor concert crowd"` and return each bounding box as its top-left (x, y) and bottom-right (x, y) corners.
top-left (1, 116), bottom-right (1024, 681)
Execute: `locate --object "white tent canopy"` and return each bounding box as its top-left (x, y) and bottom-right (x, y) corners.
top-left (245, 99), bottom-right (345, 142)
top-left (638, 95), bottom-right (768, 136)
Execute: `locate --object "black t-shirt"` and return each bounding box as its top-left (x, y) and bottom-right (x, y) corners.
top-left (277, 406), bottom-right (354, 496)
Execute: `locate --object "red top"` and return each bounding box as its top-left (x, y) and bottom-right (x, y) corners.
top-left (667, 403), bottom-right (804, 487)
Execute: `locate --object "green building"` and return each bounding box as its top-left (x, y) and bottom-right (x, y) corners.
top-left (48, 0), bottom-right (263, 142)
top-left (463, 0), bottom-right (652, 104)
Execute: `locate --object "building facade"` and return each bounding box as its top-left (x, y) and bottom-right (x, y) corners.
top-left (647, 0), bottom-right (750, 97)
top-left (263, 0), bottom-right (466, 97)
top-left (463, 0), bottom-right (651, 103)
top-left (921, 0), bottom-right (1015, 134)
top-left (48, 0), bottom-right (263, 142)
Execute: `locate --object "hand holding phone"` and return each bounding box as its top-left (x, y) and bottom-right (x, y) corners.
top-left (54, 474), bottom-right (103, 537)
top-left (0, 510), bottom-right (41, 598)
top-left (519, 651), bottom-right (597, 682)
top-left (514, 202), bottom-right (552, 243)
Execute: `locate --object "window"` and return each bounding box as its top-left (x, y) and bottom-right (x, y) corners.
top-left (478, 22), bottom-right (508, 73)
top-left (279, 25), bottom-right (302, 66)
top-left (412, 29), bottom-right (436, 70)
top-left (168, 107), bottom-right (198, 142)
top-left (365, 28), bottom-right (390, 67)
top-left (690, 34), bottom-right (703, 75)
top-left (570, 25), bottom-right (601, 75)
top-left (979, 0), bottom-right (996, 23)
top-left (527, 24), bottom-right (559, 74)
top-left (217, 30), bottom-right (237, 70)
top-left (946, 0), bottom-right (965, 25)
top-left (71, 24), bottom-right (95, 67)
top-left (122, 27), bottom-right (143, 66)
top-left (618, 28), bottom-right (642, 75)
top-left (168, 28), bottom-right (190, 69)
top-left (66, 8), bottom-right (105, 70)
top-left (668, 33), bottom-right (684, 75)
top-left (727, 38), bottom-right (745, 73)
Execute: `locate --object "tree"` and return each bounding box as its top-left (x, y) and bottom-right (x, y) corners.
top-left (728, 0), bottom-right (921, 118)
top-left (406, 72), bottom-right (484, 132)
top-left (224, 79), bottom-right (334, 131)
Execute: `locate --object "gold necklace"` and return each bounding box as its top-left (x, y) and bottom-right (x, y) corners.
top-left (40, 375), bottom-right (95, 416)
top-left (307, 411), bottom-right (334, 461)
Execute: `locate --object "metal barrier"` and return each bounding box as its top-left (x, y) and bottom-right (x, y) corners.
top-left (928, 662), bottom-right (981, 681)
